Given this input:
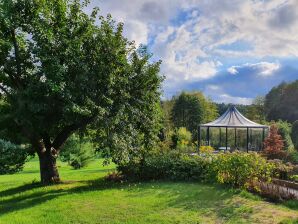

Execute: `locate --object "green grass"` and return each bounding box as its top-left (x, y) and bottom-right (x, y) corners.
top-left (0, 158), bottom-right (297, 224)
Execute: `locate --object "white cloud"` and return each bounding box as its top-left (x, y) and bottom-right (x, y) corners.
top-left (227, 67), bottom-right (238, 75)
top-left (87, 0), bottom-right (298, 98)
top-left (256, 62), bottom-right (281, 76)
top-left (204, 85), bottom-right (253, 105)
top-left (123, 20), bottom-right (148, 46)
top-left (89, 0), bottom-right (180, 46)
top-left (218, 94), bottom-right (253, 105)
top-left (227, 62), bottom-right (280, 76)
top-left (206, 85), bottom-right (220, 91)
top-left (91, 0), bottom-right (298, 58)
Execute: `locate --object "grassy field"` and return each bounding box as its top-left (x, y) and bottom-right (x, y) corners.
top-left (0, 158), bottom-right (297, 224)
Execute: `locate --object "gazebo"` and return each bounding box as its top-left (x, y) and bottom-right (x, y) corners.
top-left (198, 106), bottom-right (269, 152)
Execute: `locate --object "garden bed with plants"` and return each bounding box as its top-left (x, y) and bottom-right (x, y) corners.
top-left (273, 179), bottom-right (298, 190)
top-left (115, 149), bottom-right (298, 202)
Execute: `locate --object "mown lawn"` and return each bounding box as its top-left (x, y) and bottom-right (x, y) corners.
top-left (0, 158), bottom-right (297, 224)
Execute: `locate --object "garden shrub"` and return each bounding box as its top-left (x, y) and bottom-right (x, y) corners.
top-left (0, 139), bottom-right (27, 174)
top-left (105, 171), bottom-right (124, 182)
top-left (276, 120), bottom-right (294, 151)
top-left (263, 124), bottom-right (287, 160)
top-left (167, 153), bottom-right (211, 181)
top-left (266, 159), bottom-right (293, 180)
top-left (118, 150), bottom-right (211, 181)
top-left (171, 127), bottom-right (192, 150)
top-left (288, 151), bottom-right (298, 164)
top-left (212, 152), bottom-right (275, 188)
top-left (118, 150), bottom-right (275, 190)
top-left (60, 134), bottom-right (94, 169)
top-left (199, 145), bottom-right (215, 154)
top-left (291, 175), bottom-right (298, 182)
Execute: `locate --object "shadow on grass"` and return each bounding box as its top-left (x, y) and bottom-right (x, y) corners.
top-left (127, 181), bottom-right (254, 221)
top-left (0, 178), bottom-right (297, 219)
top-left (0, 182), bottom-right (42, 198)
top-left (0, 178), bottom-right (129, 216)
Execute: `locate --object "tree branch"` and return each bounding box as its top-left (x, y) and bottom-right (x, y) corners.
top-left (52, 116), bottom-right (95, 150)
top-left (0, 84), bottom-right (10, 95)
top-left (11, 29), bottom-right (21, 76)
top-left (10, 29), bottom-right (23, 89)
top-left (43, 133), bottom-right (52, 149)
top-left (3, 67), bottom-right (20, 89)
top-left (13, 117), bottom-right (43, 150)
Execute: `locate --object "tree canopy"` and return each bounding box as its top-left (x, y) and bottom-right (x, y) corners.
top-left (0, 139), bottom-right (27, 174)
top-left (0, 0), bottom-right (163, 183)
top-left (191, 91), bottom-right (218, 123)
top-left (291, 121), bottom-right (298, 150)
top-left (171, 91), bottom-right (218, 138)
top-left (265, 81), bottom-right (298, 123)
top-left (246, 96), bottom-right (266, 124)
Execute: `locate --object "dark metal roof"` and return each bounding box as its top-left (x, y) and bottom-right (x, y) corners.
top-left (200, 106), bottom-right (268, 128)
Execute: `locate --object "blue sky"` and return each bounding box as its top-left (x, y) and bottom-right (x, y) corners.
top-left (90, 0), bottom-right (298, 104)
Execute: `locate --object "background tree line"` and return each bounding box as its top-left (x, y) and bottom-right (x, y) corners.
top-left (160, 80), bottom-right (298, 152)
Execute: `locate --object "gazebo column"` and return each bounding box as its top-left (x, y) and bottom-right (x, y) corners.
top-left (207, 127), bottom-right (210, 146)
top-left (219, 127), bottom-right (222, 149)
top-left (234, 128), bottom-right (237, 149)
top-left (198, 126), bottom-right (201, 151)
top-left (250, 128), bottom-right (253, 150)
top-left (225, 127), bottom-right (228, 151)
top-left (246, 127), bottom-right (249, 152)
top-left (262, 128), bottom-right (265, 150)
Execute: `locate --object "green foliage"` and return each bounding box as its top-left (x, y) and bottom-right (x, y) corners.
top-left (0, 0), bottom-right (163, 179)
top-left (118, 150), bottom-right (210, 181)
top-left (276, 120), bottom-right (294, 151)
top-left (246, 96), bottom-right (266, 123)
top-left (288, 151), bottom-right (298, 164)
top-left (60, 135), bottom-right (94, 169)
top-left (268, 159), bottom-right (293, 180)
top-left (212, 152), bottom-right (275, 188)
top-left (171, 92), bottom-right (203, 137)
top-left (162, 92), bottom-right (217, 152)
top-left (0, 139), bottom-right (27, 174)
top-left (191, 92), bottom-right (218, 123)
top-left (119, 150), bottom-right (275, 189)
top-left (171, 127), bottom-right (192, 149)
top-left (160, 100), bottom-right (174, 135)
top-left (291, 120), bottom-right (298, 150)
top-left (265, 81), bottom-right (298, 123)
top-left (199, 145), bottom-right (215, 154)
top-left (1, 159), bottom-right (297, 224)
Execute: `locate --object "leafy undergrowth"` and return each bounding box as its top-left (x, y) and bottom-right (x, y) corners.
top-left (0, 158), bottom-right (297, 224)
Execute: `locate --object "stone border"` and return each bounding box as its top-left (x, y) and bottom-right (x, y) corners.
top-left (273, 178), bottom-right (298, 190)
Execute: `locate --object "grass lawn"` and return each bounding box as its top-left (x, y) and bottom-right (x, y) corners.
top-left (0, 158), bottom-right (297, 224)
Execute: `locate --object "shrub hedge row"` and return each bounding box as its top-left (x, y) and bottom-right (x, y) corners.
top-left (118, 151), bottom-right (276, 189)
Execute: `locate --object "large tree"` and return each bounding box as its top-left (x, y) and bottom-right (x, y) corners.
top-left (291, 121), bottom-right (298, 150)
top-left (0, 0), bottom-right (162, 184)
top-left (172, 92), bottom-right (203, 137)
top-left (191, 91), bottom-right (218, 123)
top-left (265, 81), bottom-right (298, 123)
top-left (246, 96), bottom-right (266, 124)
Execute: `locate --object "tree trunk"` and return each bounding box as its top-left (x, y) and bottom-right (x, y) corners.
top-left (38, 148), bottom-right (60, 184)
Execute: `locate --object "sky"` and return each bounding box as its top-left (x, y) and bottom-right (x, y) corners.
top-left (88, 0), bottom-right (298, 104)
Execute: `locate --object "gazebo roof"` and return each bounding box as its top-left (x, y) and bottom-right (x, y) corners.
top-left (200, 106), bottom-right (268, 128)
